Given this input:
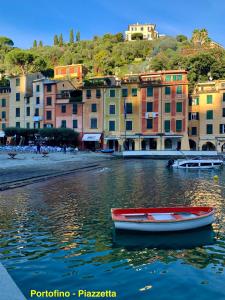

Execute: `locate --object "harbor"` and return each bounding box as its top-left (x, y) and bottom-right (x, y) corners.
top-left (0, 159), bottom-right (225, 299)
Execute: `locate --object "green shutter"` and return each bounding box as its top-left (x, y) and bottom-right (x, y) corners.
top-left (206, 124), bottom-right (213, 134)
top-left (176, 102), bottom-right (182, 112)
top-left (122, 89), bottom-right (128, 97)
top-left (147, 87), bottom-right (153, 97)
top-left (132, 88), bottom-right (137, 97)
top-left (165, 103), bottom-right (171, 113)
top-left (206, 110), bottom-right (213, 119)
top-left (110, 89), bottom-right (115, 97)
top-left (207, 95), bottom-right (213, 104)
top-left (177, 75), bottom-right (182, 80)
top-left (165, 75), bottom-right (171, 82)
top-left (196, 97), bottom-right (199, 105)
top-left (176, 120), bottom-right (182, 132)
top-left (165, 87), bottom-right (171, 95)
top-left (164, 120), bottom-right (170, 132)
top-left (176, 86), bottom-right (182, 94)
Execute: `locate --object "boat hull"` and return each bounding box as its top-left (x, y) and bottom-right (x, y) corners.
top-left (114, 215), bottom-right (214, 232)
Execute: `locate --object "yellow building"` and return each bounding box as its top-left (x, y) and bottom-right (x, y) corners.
top-left (9, 73), bottom-right (44, 128)
top-left (125, 23), bottom-right (159, 41)
top-left (189, 80), bottom-right (225, 152)
top-left (0, 86), bottom-right (10, 131)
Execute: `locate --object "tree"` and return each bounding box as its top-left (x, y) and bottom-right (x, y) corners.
top-left (176, 35), bottom-right (188, 42)
top-left (59, 34), bottom-right (64, 46)
top-left (69, 29), bottom-right (74, 44)
top-left (39, 41), bottom-right (43, 47)
top-left (33, 40), bottom-right (37, 48)
top-left (54, 34), bottom-right (59, 46)
top-left (6, 49), bottom-right (35, 75)
top-left (131, 33), bottom-right (143, 40)
top-left (76, 31), bottom-right (80, 42)
top-left (0, 36), bottom-right (14, 47)
top-left (191, 29), bottom-right (211, 47)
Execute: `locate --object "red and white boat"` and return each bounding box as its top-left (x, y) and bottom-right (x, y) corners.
top-left (111, 207), bottom-right (215, 232)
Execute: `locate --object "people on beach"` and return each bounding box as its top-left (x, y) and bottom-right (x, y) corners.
top-left (63, 144), bottom-right (67, 154)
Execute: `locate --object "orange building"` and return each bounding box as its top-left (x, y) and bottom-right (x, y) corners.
top-left (43, 81), bottom-right (57, 128)
top-left (54, 64), bottom-right (87, 82)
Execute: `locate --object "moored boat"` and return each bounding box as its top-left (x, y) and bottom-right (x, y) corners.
top-left (101, 149), bottom-right (114, 154)
top-left (167, 158), bottom-right (223, 169)
top-left (111, 207), bottom-right (215, 232)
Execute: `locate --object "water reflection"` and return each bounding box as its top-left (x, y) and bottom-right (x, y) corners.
top-left (113, 226), bottom-right (215, 250)
top-left (0, 159), bottom-right (225, 299)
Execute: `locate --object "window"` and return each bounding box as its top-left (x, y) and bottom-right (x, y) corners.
top-left (16, 78), bottom-right (20, 86)
top-left (220, 124), bottom-right (225, 134)
top-left (36, 97), bottom-right (40, 105)
top-left (36, 85), bottom-right (40, 92)
top-left (91, 103), bottom-right (97, 112)
top-left (207, 110), bottom-right (213, 119)
top-left (176, 120), bottom-right (182, 132)
top-left (126, 121), bottom-right (132, 130)
top-left (35, 108), bottom-right (39, 116)
top-left (109, 120), bottom-right (115, 131)
top-left (176, 102), bottom-right (183, 113)
top-left (73, 120), bottom-right (78, 128)
top-left (26, 107), bottom-right (30, 116)
top-left (47, 97), bottom-right (52, 106)
top-left (73, 103), bottom-right (77, 114)
top-left (110, 89), bottom-right (115, 97)
top-left (109, 104), bottom-right (115, 114)
top-left (165, 75), bottom-right (171, 82)
top-left (126, 103), bottom-right (133, 114)
top-left (16, 93), bottom-right (20, 101)
top-left (46, 111), bottom-right (52, 120)
top-left (91, 118), bottom-right (97, 129)
top-left (223, 93), bottom-right (225, 102)
top-left (86, 89), bottom-right (91, 98)
top-left (147, 87), bottom-right (153, 97)
top-left (96, 89), bottom-right (101, 98)
top-left (2, 98), bottom-right (6, 107)
top-left (207, 95), bottom-right (213, 104)
top-left (46, 85), bottom-right (52, 92)
top-left (132, 88), bottom-right (137, 97)
top-left (147, 102), bottom-right (153, 112)
top-left (223, 108), bottom-right (225, 117)
top-left (177, 75), bottom-right (182, 81)
top-left (189, 112), bottom-right (199, 120)
top-left (176, 86), bottom-right (182, 94)
top-left (192, 97), bottom-right (199, 105)
top-left (165, 87), bottom-right (171, 95)
top-left (164, 120), bottom-right (170, 132)
top-left (146, 119), bottom-right (153, 129)
top-left (16, 108), bottom-right (20, 117)
top-left (26, 123), bottom-right (30, 129)
top-left (61, 104), bottom-right (66, 113)
top-left (61, 120), bottom-right (67, 128)
top-left (165, 103), bottom-right (171, 113)
top-left (16, 122), bottom-right (20, 128)
top-left (2, 123), bottom-right (6, 129)
top-left (2, 111), bottom-right (6, 119)
top-left (207, 124), bottom-right (213, 134)
top-left (191, 127), bottom-right (197, 135)
top-left (122, 89), bottom-right (128, 97)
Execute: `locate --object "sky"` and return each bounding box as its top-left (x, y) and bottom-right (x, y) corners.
top-left (0, 0), bottom-right (224, 48)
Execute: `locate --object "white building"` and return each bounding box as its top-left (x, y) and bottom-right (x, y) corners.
top-left (125, 23), bottom-right (159, 41)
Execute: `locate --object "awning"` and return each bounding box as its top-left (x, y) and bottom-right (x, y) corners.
top-left (0, 131), bottom-right (5, 138)
top-left (82, 133), bottom-right (101, 142)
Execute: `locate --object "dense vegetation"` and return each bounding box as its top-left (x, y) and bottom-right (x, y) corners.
top-left (0, 28), bottom-right (225, 91)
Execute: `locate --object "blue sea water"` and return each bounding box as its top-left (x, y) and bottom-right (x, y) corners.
top-left (0, 159), bottom-right (225, 300)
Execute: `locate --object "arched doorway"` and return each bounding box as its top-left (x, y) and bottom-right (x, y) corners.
top-left (221, 143), bottom-right (225, 152)
top-left (202, 142), bottom-right (216, 151)
top-left (124, 139), bottom-right (135, 151)
top-left (141, 140), bottom-right (146, 150)
top-left (189, 139), bottom-right (197, 150)
top-left (164, 138), bottom-right (172, 150)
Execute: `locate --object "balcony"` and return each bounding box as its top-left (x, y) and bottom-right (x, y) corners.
top-left (33, 116), bottom-right (43, 122)
top-left (56, 90), bottom-right (82, 103)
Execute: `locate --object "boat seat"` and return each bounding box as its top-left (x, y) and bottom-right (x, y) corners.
top-left (147, 214), bottom-right (155, 221)
top-left (173, 214), bottom-right (184, 220)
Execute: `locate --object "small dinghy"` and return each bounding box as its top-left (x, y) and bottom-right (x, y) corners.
top-left (101, 149), bottom-right (114, 154)
top-left (111, 207), bottom-right (215, 232)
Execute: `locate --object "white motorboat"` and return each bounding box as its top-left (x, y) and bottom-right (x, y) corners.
top-left (167, 158), bottom-right (223, 169)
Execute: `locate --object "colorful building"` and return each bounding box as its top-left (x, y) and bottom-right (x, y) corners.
top-left (0, 86), bottom-right (10, 132)
top-left (189, 80), bottom-right (225, 152)
top-left (9, 73), bottom-right (44, 129)
top-left (140, 70), bottom-right (189, 150)
top-left (55, 80), bottom-right (83, 132)
top-left (125, 23), bottom-right (159, 41)
top-left (43, 80), bottom-right (57, 128)
top-left (54, 64), bottom-right (87, 82)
